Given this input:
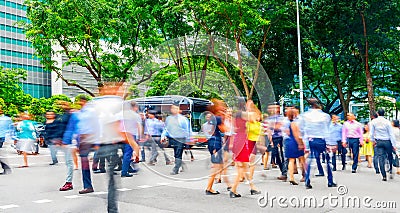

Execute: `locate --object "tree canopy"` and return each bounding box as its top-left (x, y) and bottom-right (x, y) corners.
top-left (14, 0), bottom-right (400, 114)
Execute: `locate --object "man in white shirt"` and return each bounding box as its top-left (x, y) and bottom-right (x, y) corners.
top-left (161, 101), bottom-right (191, 175)
top-left (369, 108), bottom-right (397, 181)
top-left (302, 99), bottom-right (336, 189)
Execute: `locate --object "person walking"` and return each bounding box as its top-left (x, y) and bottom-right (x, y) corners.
top-left (0, 106), bottom-right (12, 174)
top-left (43, 110), bottom-right (60, 165)
top-left (285, 107), bottom-right (305, 185)
top-left (267, 103), bottom-right (288, 181)
top-left (63, 96), bottom-right (97, 194)
top-left (327, 114), bottom-right (343, 171)
top-left (361, 122), bottom-right (374, 168)
top-left (16, 113), bottom-right (38, 168)
top-left (229, 98), bottom-right (261, 198)
top-left (302, 99), bottom-right (336, 189)
top-left (58, 125), bottom-right (75, 191)
top-left (161, 101), bottom-right (191, 175)
top-left (342, 113), bottom-right (363, 173)
top-left (146, 110), bottom-right (170, 165)
top-left (214, 108), bottom-right (234, 184)
top-left (369, 108), bottom-right (397, 181)
top-left (89, 82), bottom-right (138, 213)
top-left (392, 120), bottom-right (400, 175)
top-left (245, 101), bottom-right (262, 182)
top-left (370, 111), bottom-right (380, 174)
top-left (261, 114), bottom-right (272, 170)
top-left (204, 100), bottom-right (228, 195)
top-left (119, 100), bottom-right (141, 177)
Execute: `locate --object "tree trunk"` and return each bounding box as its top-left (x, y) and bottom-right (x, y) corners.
top-left (183, 36), bottom-right (193, 82)
top-left (360, 11), bottom-right (375, 117)
top-left (249, 25), bottom-right (270, 99)
top-left (235, 36), bottom-right (250, 99)
top-left (332, 55), bottom-right (348, 116)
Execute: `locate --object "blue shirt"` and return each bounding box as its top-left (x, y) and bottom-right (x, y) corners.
top-left (267, 114), bottom-right (285, 138)
top-left (300, 109), bottom-right (331, 140)
top-left (16, 120), bottom-right (37, 140)
top-left (161, 114), bottom-right (191, 141)
top-left (326, 122), bottom-right (343, 145)
top-left (369, 116), bottom-right (397, 147)
top-left (63, 105), bottom-right (100, 145)
top-left (144, 118), bottom-right (164, 136)
top-left (0, 115), bottom-right (12, 138)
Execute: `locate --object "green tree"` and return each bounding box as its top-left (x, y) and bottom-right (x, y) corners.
top-left (23, 0), bottom-right (162, 96)
top-left (0, 67), bottom-right (32, 115)
top-left (301, 0), bottom-right (400, 115)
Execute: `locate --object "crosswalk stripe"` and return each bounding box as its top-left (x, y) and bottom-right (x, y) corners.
top-left (0, 204), bottom-right (19, 209)
top-left (93, 191), bottom-right (108, 195)
top-left (117, 188), bottom-right (132, 192)
top-left (137, 185), bottom-right (153, 189)
top-left (33, 199), bottom-right (52, 204)
top-left (64, 195), bottom-right (82, 199)
top-left (157, 182), bottom-right (171, 186)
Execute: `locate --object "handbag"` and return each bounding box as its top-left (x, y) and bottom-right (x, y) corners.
top-left (392, 151), bottom-right (399, 168)
top-left (160, 137), bottom-right (169, 148)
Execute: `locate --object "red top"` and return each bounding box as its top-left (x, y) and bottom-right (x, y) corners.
top-left (232, 114), bottom-right (250, 162)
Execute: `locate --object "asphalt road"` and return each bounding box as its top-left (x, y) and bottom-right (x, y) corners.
top-left (0, 142), bottom-right (399, 213)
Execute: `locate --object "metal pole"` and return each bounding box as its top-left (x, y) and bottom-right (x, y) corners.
top-left (296, 0), bottom-right (304, 113)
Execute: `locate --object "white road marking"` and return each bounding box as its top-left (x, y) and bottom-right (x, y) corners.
top-left (137, 185), bottom-right (153, 189)
top-left (93, 191), bottom-right (108, 195)
top-left (157, 182), bottom-right (171, 186)
top-left (117, 188), bottom-right (132, 192)
top-left (0, 204), bottom-right (19, 209)
top-left (64, 195), bottom-right (82, 199)
top-left (33, 199), bottom-right (52, 204)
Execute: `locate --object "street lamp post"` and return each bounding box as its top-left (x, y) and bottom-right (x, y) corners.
top-left (296, 0), bottom-right (304, 113)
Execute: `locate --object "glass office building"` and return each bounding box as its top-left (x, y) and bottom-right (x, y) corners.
top-left (0, 0), bottom-right (51, 98)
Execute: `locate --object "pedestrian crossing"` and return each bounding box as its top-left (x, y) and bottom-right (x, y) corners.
top-left (0, 182), bottom-right (193, 211)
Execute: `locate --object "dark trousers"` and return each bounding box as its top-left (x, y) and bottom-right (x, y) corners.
top-left (97, 144), bottom-right (120, 213)
top-left (305, 138), bottom-right (333, 184)
top-left (0, 137), bottom-right (4, 148)
top-left (336, 140), bottom-right (347, 167)
top-left (170, 138), bottom-right (185, 173)
top-left (141, 146), bottom-right (146, 162)
top-left (92, 151), bottom-right (108, 170)
top-left (347, 138), bottom-right (360, 171)
top-left (149, 136), bottom-right (170, 163)
top-left (281, 138), bottom-right (289, 177)
top-left (122, 144), bottom-right (133, 175)
top-left (79, 142), bottom-right (93, 189)
top-left (0, 137), bottom-right (10, 171)
top-left (376, 140), bottom-right (393, 178)
top-left (331, 141), bottom-right (345, 170)
top-left (314, 151), bottom-right (324, 175)
top-left (373, 146), bottom-right (379, 173)
top-left (324, 152), bottom-right (334, 183)
top-left (272, 137), bottom-right (284, 173)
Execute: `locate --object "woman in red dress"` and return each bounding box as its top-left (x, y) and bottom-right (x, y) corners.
top-left (230, 99), bottom-right (261, 198)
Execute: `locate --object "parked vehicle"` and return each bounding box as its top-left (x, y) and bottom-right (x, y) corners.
top-left (131, 95), bottom-right (213, 147)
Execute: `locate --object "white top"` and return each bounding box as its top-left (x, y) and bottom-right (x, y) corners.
top-left (202, 122), bottom-right (215, 139)
top-left (90, 95), bottom-right (124, 144)
top-left (369, 116), bottom-right (396, 147)
top-left (119, 109), bottom-right (141, 136)
top-left (224, 117), bottom-right (235, 136)
top-left (393, 127), bottom-right (400, 150)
